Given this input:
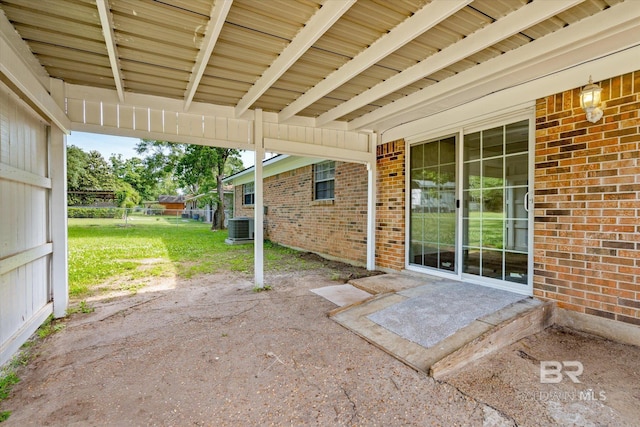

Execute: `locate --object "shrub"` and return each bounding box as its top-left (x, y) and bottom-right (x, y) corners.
top-left (68, 207), bottom-right (121, 218)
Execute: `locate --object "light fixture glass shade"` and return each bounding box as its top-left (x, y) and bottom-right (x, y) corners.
top-left (580, 77), bottom-right (603, 123)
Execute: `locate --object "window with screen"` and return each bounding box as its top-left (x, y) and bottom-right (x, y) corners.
top-left (314, 161), bottom-right (335, 200)
top-left (243, 182), bottom-right (255, 205)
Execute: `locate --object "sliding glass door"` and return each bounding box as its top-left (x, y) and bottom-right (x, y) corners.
top-left (409, 136), bottom-right (457, 273)
top-left (462, 120), bottom-right (529, 285)
top-left (408, 119), bottom-right (531, 290)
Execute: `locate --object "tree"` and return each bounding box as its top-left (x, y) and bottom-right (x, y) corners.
top-left (115, 181), bottom-right (141, 208)
top-left (134, 139), bottom-right (184, 198)
top-left (135, 140), bottom-right (243, 229)
top-left (110, 154), bottom-right (158, 202)
top-left (176, 146), bottom-right (242, 230)
top-left (67, 145), bottom-right (118, 205)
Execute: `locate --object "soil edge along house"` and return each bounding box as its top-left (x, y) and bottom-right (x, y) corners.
top-left (1, 0), bottom-right (639, 365)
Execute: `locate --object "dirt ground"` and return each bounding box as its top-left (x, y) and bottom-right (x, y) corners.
top-left (445, 325), bottom-right (640, 426)
top-left (2, 261), bottom-right (639, 426)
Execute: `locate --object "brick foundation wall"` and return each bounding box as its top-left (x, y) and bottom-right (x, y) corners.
top-left (234, 161), bottom-right (368, 265)
top-left (376, 140), bottom-right (406, 270)
top-left (534, 71), bottom-right (640, 326)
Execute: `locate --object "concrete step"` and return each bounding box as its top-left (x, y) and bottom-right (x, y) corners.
top-left (330, 282), bottom-right (554, 379)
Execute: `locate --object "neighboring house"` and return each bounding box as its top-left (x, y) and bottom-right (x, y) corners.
top-left (184, 188), bottom-right (234, 225)
top-left (157, 195), bottom-right (185, 215)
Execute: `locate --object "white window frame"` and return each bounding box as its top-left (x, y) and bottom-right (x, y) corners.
top-left (243, 182), bottom-right (255, 205)
top-left (314, 161), bottom-right (335, 200)
top-left (404, 110), bottom-right (535, 296)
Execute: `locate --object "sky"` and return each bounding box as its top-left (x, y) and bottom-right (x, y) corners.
top-left (67, 131), bottom-right (256, 168)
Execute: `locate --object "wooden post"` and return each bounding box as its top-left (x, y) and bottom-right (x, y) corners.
top-left (254, 109), bottom-right (264, 288)
top-left (50, 78), bottom-right (68, 318)
top-left (366, 133), bottom-right (377, 271)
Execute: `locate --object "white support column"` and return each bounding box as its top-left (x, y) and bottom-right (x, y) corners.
top-left (366, 133), bottom-right (377, 271)
top-left (254, 109), bottom-right (264, 288)
top-left (50, 78), bottom-right (68, 317)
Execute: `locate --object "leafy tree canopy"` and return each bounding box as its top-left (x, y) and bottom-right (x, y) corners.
top-left (68, 140), bottom-right (245, 225)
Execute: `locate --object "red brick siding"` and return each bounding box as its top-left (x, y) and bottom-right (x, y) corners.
top-left (534, 71), bottom-right (640, 326)
top-left (376, 140), bottom-right (406, 270)
top-left (234, 162), bottom-right (368, 265)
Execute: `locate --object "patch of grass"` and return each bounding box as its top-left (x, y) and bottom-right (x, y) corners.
top-left (67, 300), bottom-right (95, 315)
top-left (0, 371), bottom-right (19, 422)
top-left (119, 281), bottom-right (145, 295)
top-left (37, 315), bottom-right (65, 339)
top-left (253, 284), bottom-right (273, 292)
top-left (0, 373), bottom-right (19, 401)
top-left (68, 219), bottom-right (320, 298)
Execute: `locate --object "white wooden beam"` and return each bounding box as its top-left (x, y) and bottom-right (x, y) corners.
top-left (0, 9), bottom-right (49, 90)
top-left (0, 303), bottom-right (52, 367)
top-left (50, 78), bottom-right (68, 319)
top-left (0, 244), bottom-right (53, 276)
top-left (0, 28), bottom-right (70, 132)
top-left (234, 0), bottom-right (355, 118)
top-left (353, 0), bottom-right (640, 133)
top-left (278, 0), bottom-right (471, 123)
top-left (65, 83), bottom-right (373, 160)
top-left (96, 0), bottom-right (125, 103)
top-left (318, 0), bottom-right (583, 126)
top-left (366, 133), bottom-right (377, 271)
top-left (381, 44), bottom-right (640, 144)
top-left (264, 138), bottom-right (371, 164)
top-left (184, 0), bottom-right (233, 111)
top-left (254, 109), bottom-right (264, 289)
top-left (0, 162), bottom-right (51, 188)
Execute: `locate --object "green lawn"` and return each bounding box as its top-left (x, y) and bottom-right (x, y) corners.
top-left (410, 211), bottom-right (505, 249)
top-left (68, 217), bottom-right (307, 297)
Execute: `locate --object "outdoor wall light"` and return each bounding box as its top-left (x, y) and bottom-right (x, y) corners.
top-left (580, 76), bottom-right (603, 123)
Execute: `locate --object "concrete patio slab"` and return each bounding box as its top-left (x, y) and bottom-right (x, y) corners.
top-left (368, 282), bottom-right (526, 349)
top-left (310, 284), bottom-right (372, 307)
top-left (349, 272), bottom-right (440, 294)
top-left (330, 273), bottom-right (553, 378)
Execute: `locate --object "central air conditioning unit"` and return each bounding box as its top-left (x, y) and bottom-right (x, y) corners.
top-left (225, 217), bottom-right (255, 244)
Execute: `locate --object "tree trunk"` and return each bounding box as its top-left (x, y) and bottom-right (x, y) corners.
top-left (216, 173), bottom-right (225, 230)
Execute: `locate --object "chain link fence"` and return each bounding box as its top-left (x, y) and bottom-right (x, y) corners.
top-left (67, 206), bottom-right (212, 226)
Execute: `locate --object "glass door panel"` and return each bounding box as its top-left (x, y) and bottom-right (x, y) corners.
top-left (462, 120), bottom-right (529, 286)
top-left (409, 136), bottom-right (457, 273)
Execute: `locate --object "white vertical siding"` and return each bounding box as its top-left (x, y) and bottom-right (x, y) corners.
top-left (0, 81), bottom-right (53, 366)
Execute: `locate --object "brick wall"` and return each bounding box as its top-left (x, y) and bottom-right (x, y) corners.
top-left (234, 161), bottom-right (368, 265)
top-left (376, 140), bottom-right (406, 270)
top-left (534, 71), bottom-right (640, 326)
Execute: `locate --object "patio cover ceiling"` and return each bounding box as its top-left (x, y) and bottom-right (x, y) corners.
top-left (1, 0), bottom-right (638, 140)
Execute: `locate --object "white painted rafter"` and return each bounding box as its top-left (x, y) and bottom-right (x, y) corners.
top-left (352, 0), bottom-right (640, 133)
top-left (234, 0), bottom-right (355, 118)
top-left (0, 9), bottom-right (49, 90)
top-left (0, 13), bottom-right (69, 131)
top-left (184, 0), bottom-right (233, 111)
top-left (318, 0), bottom-right (584, 126)
top-left (278, 0), bottom-right (472, 123)
top-left (96, 0), bottom-right (125, 103)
